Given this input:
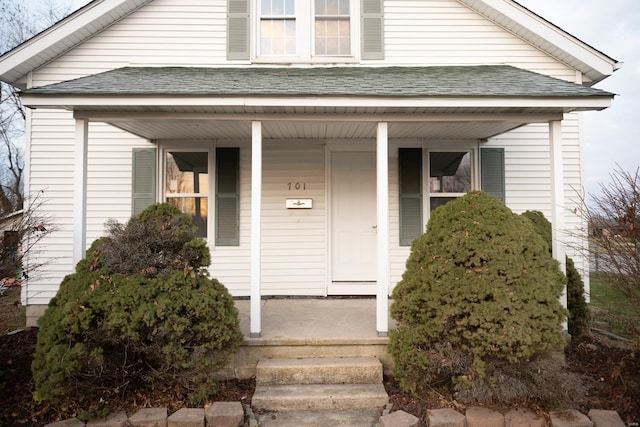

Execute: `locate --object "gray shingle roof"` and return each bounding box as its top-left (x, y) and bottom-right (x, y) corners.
top-left (23, 65), bottom-right (612, 98)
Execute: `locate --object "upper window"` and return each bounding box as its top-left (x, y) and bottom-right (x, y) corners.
top-left (315, 0), bottom-right (351, 55)
top-left (227, 0), bottom-right (383, 61)
top-left (258, 0), bottom-right (352, 58)
top-left (260, 0), bottom-right (296, 55)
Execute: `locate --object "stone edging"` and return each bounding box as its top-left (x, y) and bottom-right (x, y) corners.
top-left (45, 402), bottom-right (629, 427)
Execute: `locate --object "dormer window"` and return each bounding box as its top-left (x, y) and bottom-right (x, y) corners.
top-left (315, 0), bottom-right (351, 56)
top-left (258, 0), bottom-right (352, 59)
top-left (227, 0), bottom-right (383, 61)
top-left (260, 0), bottom-right (296, 56)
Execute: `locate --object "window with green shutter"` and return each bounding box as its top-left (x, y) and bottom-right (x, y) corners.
top-left (227, 0), bottom-right (382, 61)
top-left (216, 148), bottom-right (240, 246)
top-left (399, 148), bottom-right (422, 246)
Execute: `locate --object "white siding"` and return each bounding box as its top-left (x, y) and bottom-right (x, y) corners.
top-left (260, 143), bottom-right (327, 295)
top-left (34, 0), bottom-right (229, 85)
top-left (23, 0), bottom-right (592, 303)
top-left (382, 0), bottom-right (575, 79)
top-left (87, 122), bottom-right (155, 239)
top-left (33, 0), bottom-right (577, 85)
top-left (484, 113), bottom-right (589, 279)
top-left (25, 111), bottom-right (150, 305)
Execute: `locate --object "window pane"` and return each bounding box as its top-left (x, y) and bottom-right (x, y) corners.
top-left (316, 0), bottom-right (349, 15)
top-left (167, 197), bottom-right (208, 238)
top-left (165, 151), bottom-right (208, 238)
top-left (430, 197), bottom-right (457, 212)
top-left (339, 0), bottom-right (349, 15)
top-left (429, 152), bottom-right (471, 193)
top-left (284, 0), bottom-right (294, 15)
top-left (166, 152), bottom-right (208, 194)
top-left (339, 36), bottom-right (350, 55)
top-left (315, 18), bottom-right (350, 55)
top-left (261, 19), bottom-right (296, 55)
top-left (262, 0), bottom-right (293, 15)
top-left (315, 0), bottom-right (350, 56)
top-left (261, 0), bottom-right (270, 15)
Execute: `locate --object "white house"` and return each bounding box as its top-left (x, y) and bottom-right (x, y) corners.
top-left (0, 0), bottom-right (620, 337)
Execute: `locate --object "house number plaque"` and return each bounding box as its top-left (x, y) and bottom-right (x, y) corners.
top-left (286, 198), bottom-right (313, 209)
top-left (288, 182), bottom-right (306, 190)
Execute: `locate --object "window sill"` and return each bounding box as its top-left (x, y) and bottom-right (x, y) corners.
top-left (252, 56), bottom-right (359, 65)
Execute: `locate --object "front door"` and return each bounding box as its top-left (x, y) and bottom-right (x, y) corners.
top-left (331, 151), bottom-right (377, 284)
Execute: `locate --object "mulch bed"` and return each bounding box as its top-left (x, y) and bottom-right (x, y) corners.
top-left (0, 328), bottom-right (638, 426)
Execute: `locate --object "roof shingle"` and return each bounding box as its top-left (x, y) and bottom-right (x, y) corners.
top-left (23, 65), bottom-right (612, 98)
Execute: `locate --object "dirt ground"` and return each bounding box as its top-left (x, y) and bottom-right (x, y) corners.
top-left (0, 287), bottom-right (638, 426)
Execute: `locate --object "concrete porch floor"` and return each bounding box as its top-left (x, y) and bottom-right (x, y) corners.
top-left (234, 297), bottom-right (397, 341)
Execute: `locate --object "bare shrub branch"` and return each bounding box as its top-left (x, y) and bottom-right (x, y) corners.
top-left (585, 165), bottom-right (640, 337)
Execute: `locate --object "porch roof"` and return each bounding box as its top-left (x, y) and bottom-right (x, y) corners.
top-left (21, 65), bottom-right (614, 141)
top-left (24, 65), bottom-right (612, 99)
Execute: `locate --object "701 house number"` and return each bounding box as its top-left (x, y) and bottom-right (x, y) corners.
top-left (288, 182), bottom-right (306, 190)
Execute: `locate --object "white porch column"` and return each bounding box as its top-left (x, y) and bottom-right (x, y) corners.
top-left (73, 118), bottom-right (88, 264)
top-left (549, 120), bottom-right (568, 310)
top-left (250, 121), bottom-right (262, 338)
top-left (376, 122), bottom-right (390, 336)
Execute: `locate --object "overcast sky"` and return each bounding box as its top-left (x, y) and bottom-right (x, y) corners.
top-left (67, 0), bottom-right (637, 197)
top-left (517, 0), bottom-right (639, 198)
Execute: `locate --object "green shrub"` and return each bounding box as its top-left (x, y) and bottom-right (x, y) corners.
top-left (521, 210), bottom-right (591, 337)
top-left (32, 203), bottom-right (243, 405)
top-left (389, 191), bottom-right (568, 403)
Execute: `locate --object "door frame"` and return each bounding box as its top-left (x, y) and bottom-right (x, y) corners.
top-left (326, 144), bottom-right (378, 295)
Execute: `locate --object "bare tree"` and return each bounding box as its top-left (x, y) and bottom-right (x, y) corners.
top-left (1, 191), bottom-right (56, 280)
top-left (585, 165), bottom-right (640, 337)
top-left (0, 0), bottom-right (72, 216)
top-left (0, 0), bottom-right (70, 280)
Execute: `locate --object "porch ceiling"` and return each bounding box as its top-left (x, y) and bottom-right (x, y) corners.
top-left (102, 116), bottom-right (530, 141)
top-left (68, 105), bottom-right (569, 140)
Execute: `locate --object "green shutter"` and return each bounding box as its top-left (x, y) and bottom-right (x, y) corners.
top-left (399, 148), bottom-right (422, 246)
top-left (361, 0), bottom-right (384, 60)
top-left (481, 147), bottom-right (505, 203)
top-left (132, 148), bottom-right (157, 216)
top-left (228, 0), bottom-right (250, 60)
top-left (216, 147), bottom-right (240, 246)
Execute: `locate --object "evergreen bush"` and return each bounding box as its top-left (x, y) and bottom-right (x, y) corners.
top-left (389, 191), bottom-right (568, 404)
top-left (521, 210), bottom-right (591, 337)
top-left (32, 203), bottom-right (243, 405)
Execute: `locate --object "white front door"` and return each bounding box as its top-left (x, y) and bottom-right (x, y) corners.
top-left (331, 151), bottom-right (377, 283)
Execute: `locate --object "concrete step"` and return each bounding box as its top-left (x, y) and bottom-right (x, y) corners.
top-left (255, 409), bottom-right (383, 427)
top-left (252, 383), bottom-right (389, 411)
top-left (256, 357), bottom-right (383, 385)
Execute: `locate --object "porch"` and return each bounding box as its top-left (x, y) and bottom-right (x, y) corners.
top-left (18, 65), bottom-right (613, 333)
top-left (223, 297), bottom-right (396, 379)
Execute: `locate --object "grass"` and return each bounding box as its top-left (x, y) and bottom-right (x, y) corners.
top-left (588, 272), bottom-right (639, 340)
